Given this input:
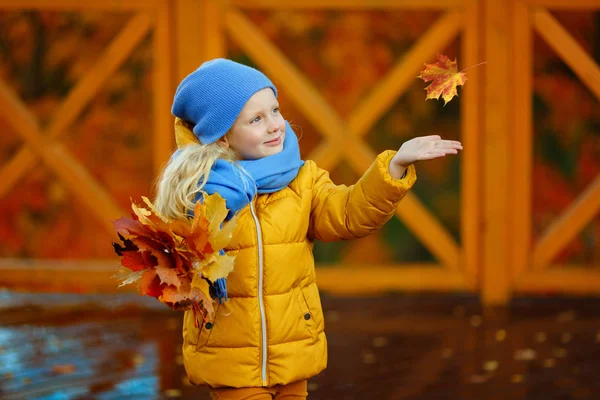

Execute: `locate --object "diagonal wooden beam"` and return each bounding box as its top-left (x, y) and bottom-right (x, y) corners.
top-left (224, 7), bottom-right (460, 269)
top-left (0, 81), bottom-right (125, 235)
top-left (395, 194), bottom-right (461, 269)
top-left (311, 11), bottom-right (463, 171)
top-left (534, 9), bottom-right (600, 102)
top-left (532, 174), bottom-right (600, 270)
top-left (0, 13), bottom-right (153, 200)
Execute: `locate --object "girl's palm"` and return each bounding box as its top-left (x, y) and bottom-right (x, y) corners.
top-left (392, 135), bottom-right (463, 168)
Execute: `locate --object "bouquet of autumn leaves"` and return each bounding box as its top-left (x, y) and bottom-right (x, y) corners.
top-left (111, 193), bottom-right (237, 326)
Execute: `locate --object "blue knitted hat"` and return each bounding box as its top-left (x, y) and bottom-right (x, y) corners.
top-left (171, 59), bottom-right (277, 145)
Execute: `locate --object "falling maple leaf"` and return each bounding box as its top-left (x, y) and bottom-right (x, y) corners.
top-left (111, 193), bottom-right (237, 324)
top-left (418, 53), bottom-right (485, 105)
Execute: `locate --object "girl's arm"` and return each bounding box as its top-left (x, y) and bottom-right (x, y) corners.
top-left (307, 135), bottom-right (461, 242)
top-left (307, 150), bottom-right (415, 242)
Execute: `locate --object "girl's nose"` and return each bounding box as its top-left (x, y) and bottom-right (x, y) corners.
top-left (268, 118), bottom-right (280, 133)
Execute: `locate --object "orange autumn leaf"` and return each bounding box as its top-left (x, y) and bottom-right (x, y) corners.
top-left (418, 53), bottom-right (484, 105)
top-left (111, 193), bottom-right (237, 321)
top-left (156, 265), bottom-right (182, 288)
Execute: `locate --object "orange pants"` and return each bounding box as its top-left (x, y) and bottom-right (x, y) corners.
top-left (209, 380), bottom-right (308, 400)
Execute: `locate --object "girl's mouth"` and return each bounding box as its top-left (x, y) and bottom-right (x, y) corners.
top-left (264, 136), bottom-right (283, 146)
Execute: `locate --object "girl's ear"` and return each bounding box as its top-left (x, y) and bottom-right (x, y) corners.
top-left (219, 135), bottom-right (230, 149)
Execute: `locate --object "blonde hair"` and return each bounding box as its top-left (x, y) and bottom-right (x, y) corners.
top-left (154, 135), bottom-right (239, 222)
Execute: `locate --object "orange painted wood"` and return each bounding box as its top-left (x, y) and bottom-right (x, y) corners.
top-left (224, 7), bottom-right (462, 269)
top-left (533, 9), bottom-right (600, 102)
top-left (511, 0), bottom-right (533, 280)
top-left (316, 266), bottom-right (471, 294)
top-left (461, 0), bottom-right (482, 288)
top-left (153, 0), bottom-right (175, 174)
top-left (0, 0), bottom-right (160, 9)
top-left (313, 11), bottom-right (463, 172)
top-left (482, 0), bottom-right (511, 305)
top-left (0, 260), bottom-right (470, 294)
top-left (229, 0), bottom-right (468, 9)
top-left (533, 175), bottom-right (600, 269)
top-left (0, 259), bottom-right (133, 294)
top-left (174, 0), bottom-right (205, 81)
top-left (0, 13), bottom-right (153, 200)
top-left (0, 81), bottom-right (125, 234)
top-left (201, 0), bottom-right (225, 61)
top-left (524, 0), bottom-right (600, 9)
top-left (517, 269), bottom-right (600, 294)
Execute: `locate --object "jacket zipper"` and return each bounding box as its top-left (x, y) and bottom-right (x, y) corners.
top-left (249, 201), bottom-right (268, 386)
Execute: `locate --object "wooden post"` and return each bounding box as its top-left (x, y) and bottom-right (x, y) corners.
top-left (175, 0), bottom-right (225, 82)
top-left (482, 0), bottom-right (511, 305)
top-left (153, 0), bottom-right (176, 175)
top-left (511, 0), bottom-right (532, 286)
top-left (461, 0), bottom-right (483, 289)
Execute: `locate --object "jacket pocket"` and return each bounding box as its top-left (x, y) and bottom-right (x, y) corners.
top-left (300, 283), bottom-right (324, 334)
top-left (293, 286), bottom-right (314, 339)
top-left (197, 303), bottom-right (221, 349)
top-left (183, 304), bottom-right (220, 350)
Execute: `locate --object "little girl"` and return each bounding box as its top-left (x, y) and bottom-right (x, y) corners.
top-left (154, 59), bottom-right (462, 400)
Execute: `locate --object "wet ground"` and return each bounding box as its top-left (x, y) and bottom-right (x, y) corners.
top-left (1, 290), bottom-right (600, 399)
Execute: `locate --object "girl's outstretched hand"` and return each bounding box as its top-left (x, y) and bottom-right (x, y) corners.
top-left (389, 135), bottom-right (463, 179)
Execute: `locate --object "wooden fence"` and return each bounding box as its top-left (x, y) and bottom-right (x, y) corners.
top-left (0, 0), bottom-right (598, 305)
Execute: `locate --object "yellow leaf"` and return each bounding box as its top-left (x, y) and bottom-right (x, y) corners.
top-left (202, 254), bottom-right (235, 282)
top-left (191, 272), bottom-right (209, 291)
top-left (190, 196), bottom-right (210, 231)
top-left (142, 196), bottom-right (167, 221)
top-left (112, 267), bottom-right (145, 287)
top-left (131, 200), bottom-right (154, 226)
top-left (204, 193), bottom-right (229, 235)
top-left (188, 193), bottom-right (238, 257)
top-left (210, 214), bottom-right (239, 251)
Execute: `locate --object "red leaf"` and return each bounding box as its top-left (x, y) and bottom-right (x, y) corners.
top-left (141, 270), bottom-right (163, 298)
top-left (121, 250), bottom-right (156, 272)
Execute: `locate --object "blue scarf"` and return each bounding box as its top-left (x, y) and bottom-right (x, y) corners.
top-left (198, 121), bottom-right (304, 302)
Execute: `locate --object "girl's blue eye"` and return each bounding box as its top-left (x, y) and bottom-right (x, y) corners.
top-left (251, 116), bottom-right (261, 123)
top-left (273, 107), bottom-right (280, 113)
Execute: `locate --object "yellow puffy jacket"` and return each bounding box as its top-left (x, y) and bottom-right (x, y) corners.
top-left (182, 150), bottom-right (416, 389)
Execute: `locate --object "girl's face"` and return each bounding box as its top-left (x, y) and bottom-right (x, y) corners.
top-left (223, 88), bottom-right (286, 160)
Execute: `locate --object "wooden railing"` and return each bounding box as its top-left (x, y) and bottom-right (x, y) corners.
top-left (508, 0), bottom-right (600, 299)
top-left (195, 0), bottom-right (482, 295)
top-left (0, 0), bottom-right (598, 304)
top-left (0, 0), bottom-right (174, 293)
